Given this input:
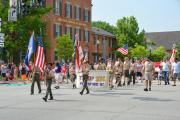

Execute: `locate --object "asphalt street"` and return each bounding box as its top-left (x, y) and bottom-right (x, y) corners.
top-left (0, 81), bottom-right (180, 120)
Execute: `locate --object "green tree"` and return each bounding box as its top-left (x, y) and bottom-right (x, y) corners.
top-left (116, 16), bottom-right (145, 48)
top-left (151, 46), bottom-right (166, 61)
top-left (56, 35), bottom-right (74, 60)
top-left (0, 0), bottom-right (51, 62)
top-left (176, 43), bottom-right (180, 59)
top-left (92, 21), bottom-right (116, 34)
top-left (129, 44), bottom-right (149, 58)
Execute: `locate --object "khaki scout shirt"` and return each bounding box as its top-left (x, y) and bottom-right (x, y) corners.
top-left (82, 63), bottom-right (90, 75)
top-left (144, 61), bottom-right (154, 73)
top-left (97, 63), bottom-right (106, 70)
top-left (123, 61), bottom-right (130, 70)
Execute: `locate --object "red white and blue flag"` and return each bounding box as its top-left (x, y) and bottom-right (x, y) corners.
top-left (35, 34), bottom-right (45, 72)
top-left (117, 44), bottom-right (128, 55)
top-left (75, 34), bottom-right (83, 73)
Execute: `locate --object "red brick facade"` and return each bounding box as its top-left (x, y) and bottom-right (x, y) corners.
top-left (44, 0), bottom-right (115, 63)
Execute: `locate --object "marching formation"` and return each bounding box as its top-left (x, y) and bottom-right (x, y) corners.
top-left (0, 56), bottom-right (180, 102)
top-left (0, 33), bottom-right (179, 102)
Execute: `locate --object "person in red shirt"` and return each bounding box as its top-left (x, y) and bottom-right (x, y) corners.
top-left (61, 64), bottom-right (67, 83)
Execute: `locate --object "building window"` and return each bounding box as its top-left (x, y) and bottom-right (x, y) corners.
top-left (102, 37), bottom-right (106, 47)
top-left (53, 23), bottom-right (62, 38)
top-left (65, 26), bottom-right (72, 39)
top-left (84, 30), bottom-right (90, 42)
top-left (65, 2), bottom-right (72, 18)
top-left (84, 8), bottom-right (89, 22)
top-left (74, 5), bottom-right (80, 20)
top-left (94, 35), bottom-right (98, 45)
top-left (109, 38), bottom-right (113, 48)
top-left (53, 0), bottom-right (62, 15)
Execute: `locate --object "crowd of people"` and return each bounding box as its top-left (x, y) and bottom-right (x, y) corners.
top-left (0, 57), bottom-right (180, 102)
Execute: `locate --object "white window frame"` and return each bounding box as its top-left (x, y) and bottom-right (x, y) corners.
top-left (55, 0), bottom-right (61, 15)
top-left (55, 23), bottom-right (60, 37)
top-left (84, 8), bottom-right (89, 22)
top-left (85, 29), bottom-right (89, 42)
top-left (66, 2), bottom-right (71, 18)
top-left (75, 5), bottom-right (80, 20)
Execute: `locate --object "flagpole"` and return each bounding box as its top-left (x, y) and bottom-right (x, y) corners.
top-left (34, 31), bottom-right (36, 65)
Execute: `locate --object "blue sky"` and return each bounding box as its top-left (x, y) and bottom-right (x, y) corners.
top-left (92, 0), bottom-right (180, 32)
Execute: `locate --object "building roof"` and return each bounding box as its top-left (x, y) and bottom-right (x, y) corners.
top-left (91, 27), bottom-right (115, 38)
top-left (146, 31), bottom-right (180, 50)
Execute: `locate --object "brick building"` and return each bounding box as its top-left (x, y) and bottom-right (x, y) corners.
top-left (91, 27), bottom-right (116, 63)
top-left (44, 0), bottom-right (116, 63)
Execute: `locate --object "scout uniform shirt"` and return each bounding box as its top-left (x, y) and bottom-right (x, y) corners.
top-left (82, 63), bottom-right (90, 75)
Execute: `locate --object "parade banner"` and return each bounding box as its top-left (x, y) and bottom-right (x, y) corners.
top-left (76, 70), bottom-right (109, 89)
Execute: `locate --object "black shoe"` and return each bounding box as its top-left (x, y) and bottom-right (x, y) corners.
top-left (48, 98), bottom-right (53, 100)
top-left (123, 83), bottom-right (125, 86)
top-left (42, 97), bottom-right (47, 102)
top-left (55, 86), bottom-right (60, 89)
top-left (30, 93), bottom-right (34, 95)
top-left (38, 90), bottom-right (41, 94)
top-left (80, 92), bottom-right (83, 95)
top-left (86, 92), bottom-right (89, 94)
top-left (149, 88), bottom-right (151, 91)
top-left (73, 84), bottom-right (76, 89)
top-left (144, 88), bottom-right (148, 91)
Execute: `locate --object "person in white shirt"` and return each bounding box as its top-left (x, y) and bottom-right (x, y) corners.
top-left (161, 59), bottom-right (170, 85)
top-left (172, 58), bottom-right (180, 86)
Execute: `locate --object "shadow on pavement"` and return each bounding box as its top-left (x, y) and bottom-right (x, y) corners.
top-left (53, 99), bottom-right (82, 102)
top-left (132, 97), bottom-right (175, 102)
top-left (90, 92), bottom-right (135, 96)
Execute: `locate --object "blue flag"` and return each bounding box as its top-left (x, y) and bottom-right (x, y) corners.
top-left (24, 31), bottom-right (36, 70)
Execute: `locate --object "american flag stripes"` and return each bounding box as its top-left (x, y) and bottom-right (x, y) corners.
top-left (75, 34), bottom-right (83, 73)
top-left (35, 34), bottom-right (45, 72)
top-left (117, 44), bottom-right (128, 55)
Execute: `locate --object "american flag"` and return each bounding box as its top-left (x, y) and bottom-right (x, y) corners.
top-left (74, 34), bottom-right (83, 73)
top-left (117, 44), bottom-right (128, 55)
top-left (35, 34), bottom-right (45, 72)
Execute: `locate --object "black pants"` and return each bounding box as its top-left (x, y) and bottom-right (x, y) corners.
top-left (31, 73), bottom-right (41, 94)
top-left (81, 74), bottom-right (89, 93)
top-left (115, 74), bottom-right (122, 86)
top-left (130, 71), bottom-right (136, 84)
top-left (44, 79), bottom-right (53, 99)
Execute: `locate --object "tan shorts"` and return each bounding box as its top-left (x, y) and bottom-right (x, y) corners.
top-left (145, 72), bottom-right (152, 81)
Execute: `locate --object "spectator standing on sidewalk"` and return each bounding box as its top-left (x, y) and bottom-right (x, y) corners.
top-left (54, 62), bottom-right (61, 89)
top-left (161, 59), bottom-right (170, 85)
top-left (172, 58), bottom-right (180, 86)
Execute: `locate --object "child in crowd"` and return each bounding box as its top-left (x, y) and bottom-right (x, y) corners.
top-left (21, 64), bottom-right (27, 84)
top-left (158, 66), bottom-right (163, 85)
